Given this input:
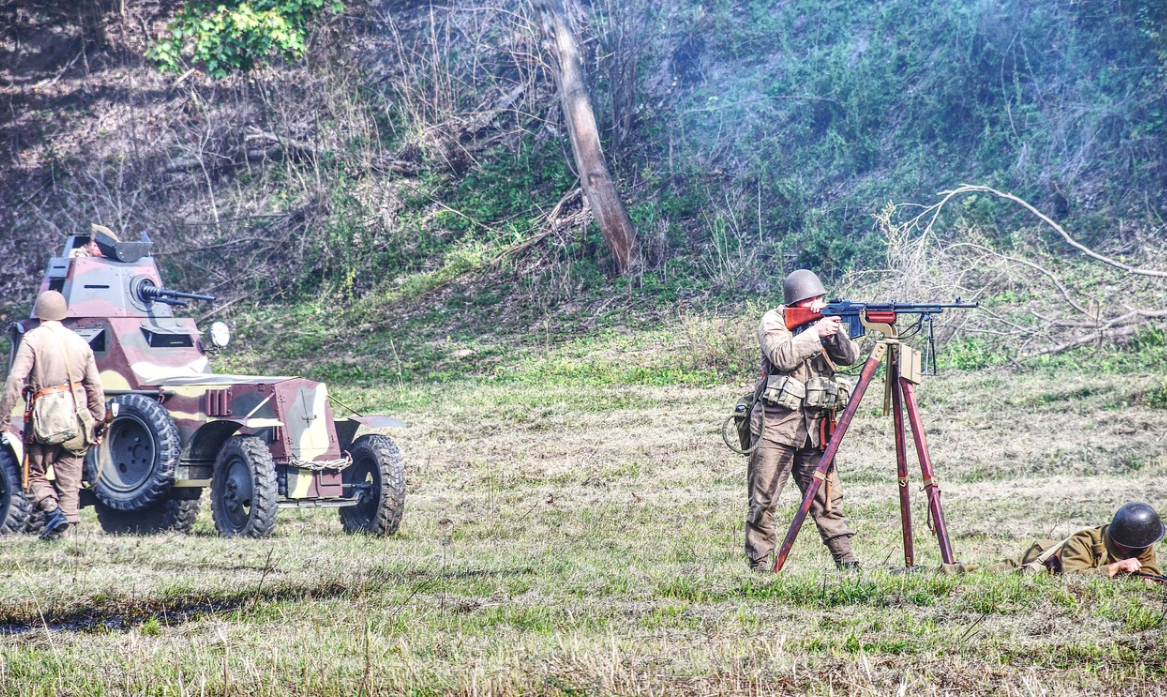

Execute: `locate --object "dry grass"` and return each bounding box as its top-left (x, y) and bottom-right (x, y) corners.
top-left (1, 332), bottom-right (1165, 695)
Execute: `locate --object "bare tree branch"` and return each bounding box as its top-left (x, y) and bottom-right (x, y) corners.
top-left (931, 185), bottom-right (1167, 278)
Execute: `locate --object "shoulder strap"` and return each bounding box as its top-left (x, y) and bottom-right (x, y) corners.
top-left (1019, 528), bottom-right (1092, 573)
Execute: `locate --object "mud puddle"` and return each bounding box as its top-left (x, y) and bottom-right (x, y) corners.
top-left (0, 579), bottom-right (350, 635)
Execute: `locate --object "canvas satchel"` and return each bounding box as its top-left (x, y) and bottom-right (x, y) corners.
top-left (30, 384), bottom-right (79, 446)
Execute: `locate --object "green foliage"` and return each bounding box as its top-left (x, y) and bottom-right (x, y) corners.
top-left (933, 321), bottom-right (1167, 374)
top-left (454, 144), bottom-right (575, 235)
top-left (149, 0), bottom-right (344, 79)
top-left (649, 0), bottom-right (1167, 273)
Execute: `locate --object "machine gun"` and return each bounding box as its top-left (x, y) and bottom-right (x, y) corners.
top-left (785, 299), bottom-right (978, 374)
top-left (134, 278), bottom-right (216, 308)
top-left (785, 299), bottom-right (978, 338)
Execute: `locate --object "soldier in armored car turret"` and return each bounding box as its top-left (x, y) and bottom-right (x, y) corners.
top-left (69, 224), bottom-right (119, 258)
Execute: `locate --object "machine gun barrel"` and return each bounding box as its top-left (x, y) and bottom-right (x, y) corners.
top-left (135, 279), bottom-right (216, 307)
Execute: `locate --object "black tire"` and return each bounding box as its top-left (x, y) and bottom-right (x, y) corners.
top-left (339, 434), bottom-right (405, 536)
top-left (210, 435), bottom-right (277, 538)
top-left (0, 446), bottom-right (33, 535)
top-left (95, 498), bottom-right (201, 535)
top-left (90, 394), bottom-right (180, 511)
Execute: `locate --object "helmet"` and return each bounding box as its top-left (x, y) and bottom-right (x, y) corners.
top-left (783, 269), bottom-right (827, 305)
top-left (33, 291), bottom-right (68, 321)
top-left (1109, 502), bottom-right (1165, 549)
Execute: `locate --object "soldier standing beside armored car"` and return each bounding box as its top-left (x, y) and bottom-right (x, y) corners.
top-left (0, 291), bottom-right (105, 539)
top-left (745, 270), bottom-right (860, 571)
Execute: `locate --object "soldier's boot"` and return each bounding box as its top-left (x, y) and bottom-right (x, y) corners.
top-left (39, 508), bottom-right (68, 541)
top-left (748, 557), bottom-right (771, 573)
top-left (825, 535), bottom-right (858, 569)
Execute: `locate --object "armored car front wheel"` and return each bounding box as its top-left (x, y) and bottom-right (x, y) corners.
top-left (339, 434), bottom-right (405, 536)
top-left (90, 393), bottom-right (180, 511)
top-left (211, 435), bottom-right (277, 538)
top-left (0, 446), bottom-right (33, 535)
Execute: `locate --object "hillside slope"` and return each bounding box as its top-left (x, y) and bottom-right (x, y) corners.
top-left (1, 0), bottom-right (1164, 374)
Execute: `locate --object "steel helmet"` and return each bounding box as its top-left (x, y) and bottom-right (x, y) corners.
top-left (33, 291), bottom-right (68, 321)
top-left (1109, 502), bottom-right (1165, 549)
top-left (783, 269), bottom-right (827, 306)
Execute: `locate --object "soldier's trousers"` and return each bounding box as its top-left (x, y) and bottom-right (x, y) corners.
top-left (26, 443), bottom-right (83, 524)
top-left (745, 436), bottom-right (856, 568)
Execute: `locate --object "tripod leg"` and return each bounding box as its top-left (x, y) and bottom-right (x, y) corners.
top-left (890, 355), bottom-right (915, 568)
top-left (900, 378), bottom-right (955, 564)
top-left (772, 343), bottom-right (886, 572)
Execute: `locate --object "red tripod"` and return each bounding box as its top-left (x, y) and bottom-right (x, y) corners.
top-left (771, 312), bottom-right (954, 572)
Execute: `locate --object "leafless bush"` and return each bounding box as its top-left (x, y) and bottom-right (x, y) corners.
top-left (696, 184), bottom-right (768, 291)
top-left (864, 185), bottom-right (1167, 361)
top-left (674, 306), bottom-right (759, 379)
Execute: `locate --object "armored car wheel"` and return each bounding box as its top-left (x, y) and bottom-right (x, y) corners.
top-left (95, 498), bottom-right (201, 535)
top-left (91, 394), bottom-right (180, 511)
top-left (211, 435), bottom-right (278, 538)
top-left (339, 434), bottom-right (405, 536)
top-left (0, 446), bottom-right (33, 535)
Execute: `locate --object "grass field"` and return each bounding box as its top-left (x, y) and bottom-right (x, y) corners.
top-left (1, 324), bottom-right (1165, 696)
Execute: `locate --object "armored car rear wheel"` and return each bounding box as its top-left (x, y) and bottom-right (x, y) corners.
top-left (211, 435), bottom-right (277, 538)
top-left (339, 434), bottom-right (405, 536)
top-left (91, 394), bottom-right (180, 511)
top-left (0, 447), bottom-right (33, 535)
top-left (95, 498), bottom-right (201, 534)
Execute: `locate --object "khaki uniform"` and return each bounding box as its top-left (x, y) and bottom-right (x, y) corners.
top-left (745, 307), bottom-right (860, 568)
top-left (988, 525), bottom-right (1161, 576)
top-left (0, 322), bottom-right (105, 524)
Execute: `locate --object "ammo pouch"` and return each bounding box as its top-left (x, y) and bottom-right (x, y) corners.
top-left (805, 376), bottom-right (852, 411)
top-left (761, 375), bottom-right (805, 411)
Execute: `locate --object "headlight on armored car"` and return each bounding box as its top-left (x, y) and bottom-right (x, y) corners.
top-left (210, 321), bottom-right (231, 348)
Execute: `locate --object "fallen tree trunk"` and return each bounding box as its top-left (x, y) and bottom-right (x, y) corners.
top-left (533, 0), bottom-right (639, 274)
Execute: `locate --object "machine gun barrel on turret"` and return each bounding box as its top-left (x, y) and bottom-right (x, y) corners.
top-left (135, 279), bottom-right (216, 308)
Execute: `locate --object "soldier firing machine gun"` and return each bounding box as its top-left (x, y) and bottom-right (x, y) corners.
top-left (770, 299), bottom-right (977, 573)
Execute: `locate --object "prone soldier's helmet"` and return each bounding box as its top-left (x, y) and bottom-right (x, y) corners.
top-left (33, 291), bottom-right (68, 321)
top-left (1109, 502), bottom-right (1165, 549)
top-left (783, 269), bottom-right (827, 306)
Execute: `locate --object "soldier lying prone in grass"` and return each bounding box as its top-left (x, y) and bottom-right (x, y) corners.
top-left (949, 503), bottom-right (1164, 584)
